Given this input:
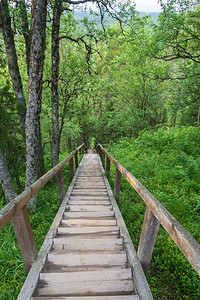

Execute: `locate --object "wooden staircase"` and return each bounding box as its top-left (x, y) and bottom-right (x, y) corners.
top-left (31, 153), bottom-right (139, 299)
top-left (1, 145), bottom-right (199, 299)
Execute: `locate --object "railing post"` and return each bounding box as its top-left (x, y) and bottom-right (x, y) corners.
top-left (69, 157), bottom-right (74, 181)
top-left (12, 206), bottom-right (37, 273)
top-left (106, 156), bottom-right (110, 178)
top-left (75, 152), bottom-right (79, 168)
top-left (137, 206), bottom-right (160, 276)
top-left (56, 169), bottom-right (65, 204)
top-left (114, 168), bottom-right (122, 202)
top-left (101, 152), bottom-right (105, 169)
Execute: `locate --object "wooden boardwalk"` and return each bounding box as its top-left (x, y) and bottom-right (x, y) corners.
top-left (18, 153), bottom-right (152, 300)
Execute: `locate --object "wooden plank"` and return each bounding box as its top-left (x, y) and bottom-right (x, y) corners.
top-left (69, 157), bottom-right (74, 181)
top-left (76, 179), bottom-right (105, 182)
top-left (137, 207), bottom-right (160, 275)
top-left (47, 252), bottom-right (127, 268)
top-left (74, 183), bottom-right (106, 187)
top-left (52, 238), bottom-right (123, 251)
top-left (12, 206), bottom-right (37, 273)
top-left (70, 196), bottom-right (110, 201)
top-left (57, 226), bottom-right (119, 236)
top-left (73, 189), bottom-right (107, 193)
top-left (98, 144), bottom-right (200, 276)
top-left (66, 205), bottom-right (112, 212)
top-left (61, 219), bottom-right (116, 226)
top-left (114, 168), bottom-right (122, 203)
top-left (56, 170), bottom-right (65, 204)
top-left (64, 211), bottom-right (115, 218)
top-left (40, 268), bottom-right (132, 282)
top-left (37, 280), bottom-right (134, 296)
top-left (106, 156), bottom-right (110, 178)
top-left (32, 296), bottom-right (140, 300)
top-left (68, 200), bottom-right (111, 206)
top-left (75, 152), bottom-right (79, 168)
top-left (71, 192), bottom-right (108, 196)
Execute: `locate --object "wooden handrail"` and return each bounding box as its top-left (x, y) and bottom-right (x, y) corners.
top-left (0, 143), bottom-right (84, 230)
top-left (0, 143), bottom-right (85, 272)
top-left (97, 143), bottom-right (200, 276)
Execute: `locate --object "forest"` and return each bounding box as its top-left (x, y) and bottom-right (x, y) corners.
top-left (0, 0), bottom-right (200, 299)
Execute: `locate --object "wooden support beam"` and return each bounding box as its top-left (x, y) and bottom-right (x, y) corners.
top-left (12, 206), bottom-right (37, 273)
top-left (56, 170), bottom-right (65, 204)
top-left (75, 152), bottom-right (79, 168)
top-left (101, 152), bottom-right (105, 169)
top-left (114, 168), bottom-right (121, 203)
top-left (106, 156), bottom-right (110, 178)
top-left (69, 157), bottom-right (74, 181)
top-left (137, 207), bottom-right (160, 275)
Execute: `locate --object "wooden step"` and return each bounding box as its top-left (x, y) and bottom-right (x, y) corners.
top-left (53, 238), bottom-right (123, 251)
top-left (64, 211), bottom-right (115, 218)
top-left (71, 192), bottom-right (108, 197)
top-left (37, 279), bottom-right (134, 297)
top-left (47, 252), bottom-right (127, 269)
top-left (57, 226), bottom-right (119, 236)
top-left (32, 296), bottom-right (140, 300)
top-left (74, 185), bottom-right (106, 188)
top-left (68, 200), bottom-right (111, 206)
top-left (40, 268), bottom-right (132, 282)
top-left (69, 196), bottom-right (110, 201)
top-left (73, 189), bottom-right (107, 192)
top-left (61, 219), bottom-right (117, 227)
top-left (66, 205), bottom-right (112, 212)
top-left (75, 180), bottom-right (105, 184)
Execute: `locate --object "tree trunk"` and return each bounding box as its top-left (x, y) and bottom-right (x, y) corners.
top-left (0, 0), bottom-right (26, 135)
top-left (25, 0), bottom-right (47, 210)
top-left (51, 0), bottom-right (62, 167)
top-left (0, 150), bottom-right (17, 202)
top-left (18, 0), bottom-right (31, 75)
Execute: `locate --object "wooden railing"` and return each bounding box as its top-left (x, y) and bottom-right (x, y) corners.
top-left (0, 144), bottom-right (86, 273)
top-left (96, 144), bottom-right (200, 276)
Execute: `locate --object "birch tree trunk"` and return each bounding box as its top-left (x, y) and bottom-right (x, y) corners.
top-left (0, 0), bottom-right (26, 135)
top-left (25, 0), bottom-right (47, 210)
top-left (51, 0), bottom-right (62, 167)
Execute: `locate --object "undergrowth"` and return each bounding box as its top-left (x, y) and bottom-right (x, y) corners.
top-left (107, 126), bottom-right (200, 299)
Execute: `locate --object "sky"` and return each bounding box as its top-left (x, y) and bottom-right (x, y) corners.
top-left (134, 0), bottom-right (162, 12)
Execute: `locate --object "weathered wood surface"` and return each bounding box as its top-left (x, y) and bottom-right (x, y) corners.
top-left (114, 168), bottom-right (122, 202)
top-left (18, 153), bottom-right (150, 299)
top-left (56, 169), bottom-right (65, 204)
top-left (98, 144), bottom-right (200, 275)
top-left (32, 296), bottom-right (140, 300)
top-left (137, 207), bottom-right (160, 275)
top-left (12, 206), bottom-right (37, 273)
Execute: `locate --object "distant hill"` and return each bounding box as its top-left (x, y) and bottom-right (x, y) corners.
top-left (74, 10), bottom-right (159, 28)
